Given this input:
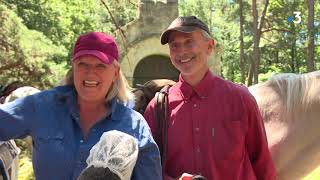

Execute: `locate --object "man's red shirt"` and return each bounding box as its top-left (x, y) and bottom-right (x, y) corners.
top-left (144, 71), bottom-right (276, 180)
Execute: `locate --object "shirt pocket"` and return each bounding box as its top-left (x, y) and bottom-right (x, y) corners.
top-left (213, 121), bottom-right (245, 163)
top-left (33, 132), bottom-right (64, 151)
top-left (32, 132), bottom-right (71, 177)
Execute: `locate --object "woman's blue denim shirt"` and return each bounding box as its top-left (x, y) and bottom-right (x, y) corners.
top-left (0, 85), bottom-right (162, 180)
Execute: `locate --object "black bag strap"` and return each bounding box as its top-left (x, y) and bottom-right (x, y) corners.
top-left (154, 85), bottom-right (171, 170)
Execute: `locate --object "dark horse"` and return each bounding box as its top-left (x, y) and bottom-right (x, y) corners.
top-left (132, 79), bottom-right (176, 114)
top-left (0, 82), bottom-right (23, 104)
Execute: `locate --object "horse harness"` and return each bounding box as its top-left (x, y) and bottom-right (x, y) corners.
top-left (154, 85), bottom-right (171, 173)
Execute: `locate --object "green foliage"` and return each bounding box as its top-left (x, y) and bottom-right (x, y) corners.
top-left (0, 3), bottom-right (67, 88)
top-left (18, 155), bottom-right (34, 180)
top-left (6, 0), bottom-right (108, 48)
top-left (303, 166), bottom-right (320, 180)
top-left (260, 0), bottom-right (307, 74)
top-left (103, 0), bottom-right (138, 29)
top-left (3, 0), bottom-right (109, 52)
top-left (179, 0), bottom-right (319, 84)
top-left (258, 64), bottom-right (282, 82)
top-left (1, 0), bottom-right (318, 87)
top-left (180, 0), bottom-right (242, 82)
top-left (15, 139), bottom-right (34, 180)
top-left (0, 0), bottom-right (137, 89)
top-left (3, 0), bottom-right (138, 51)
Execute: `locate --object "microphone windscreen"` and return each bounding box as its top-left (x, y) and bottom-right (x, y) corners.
top-left (78, 130), bottom-right (139, 180)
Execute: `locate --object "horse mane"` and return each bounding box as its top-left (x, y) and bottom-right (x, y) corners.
top-left (268, 71), bottom-right (320, 113)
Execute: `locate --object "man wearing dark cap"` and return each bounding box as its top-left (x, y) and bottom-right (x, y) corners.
top-left (144, 16), bottom-right (276, 180)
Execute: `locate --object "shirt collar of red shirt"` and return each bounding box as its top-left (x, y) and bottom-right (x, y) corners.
top-left (175, 70), bottom-right (216, 100)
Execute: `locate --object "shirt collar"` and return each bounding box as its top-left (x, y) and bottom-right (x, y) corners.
top-left (59, 85), bottom-right (121, 123)
top-left (176, 70), bottom-right (216, 100)
top-left (60, 86), bottom-right (80, 122)
top-left (109, 98), bottom-right (120, 121)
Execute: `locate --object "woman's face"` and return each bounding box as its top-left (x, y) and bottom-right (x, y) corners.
top-left (73, 55), bottom-right (119, 103)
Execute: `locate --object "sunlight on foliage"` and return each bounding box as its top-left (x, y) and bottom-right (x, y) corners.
top-left (303, 166), bottom-right (320, 180)
top-left (18, 156), bottom-right (34, 180)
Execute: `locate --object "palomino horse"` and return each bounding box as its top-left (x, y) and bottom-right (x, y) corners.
top-left (133, 71), bottom-right (320, 180)
top-left (249, 71), bottom-right (320, 180)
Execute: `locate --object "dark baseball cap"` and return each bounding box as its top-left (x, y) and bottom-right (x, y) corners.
top-left (160, 16), bottom-right (211, 45)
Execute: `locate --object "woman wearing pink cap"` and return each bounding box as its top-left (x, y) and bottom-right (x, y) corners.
top-left (0, 32), bottom-right (162, 180)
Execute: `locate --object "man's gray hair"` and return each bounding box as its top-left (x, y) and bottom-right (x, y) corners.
top-left (200, 29), bottom-right (212, 40)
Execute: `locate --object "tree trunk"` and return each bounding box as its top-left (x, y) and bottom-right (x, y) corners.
top-left (290, 23), bottom-right (296, 73)
top-left (251, 0), bottom-right (269, 84)
top-left (247, 54), bottom-right (254, 86)
top-left (251, 0), bottom-right (259, 84)
top-left (307, 0), bottom-right (315, 72)
top-left (290, 40), bottom-right (296, 73)
top-left (239, 0), bottom-right (246, 84)
top-left (275, 50), bottom-right (279, 63)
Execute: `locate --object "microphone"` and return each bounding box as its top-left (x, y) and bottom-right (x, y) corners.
top-left (78, 130), bottom-right (139, 180)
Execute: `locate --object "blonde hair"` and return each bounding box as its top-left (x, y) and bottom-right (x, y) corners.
top-left (62, 61), bottom-right (134, 105)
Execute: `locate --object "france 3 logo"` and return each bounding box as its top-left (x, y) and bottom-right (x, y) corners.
top-left (287, 11), bottom-right (302, 24)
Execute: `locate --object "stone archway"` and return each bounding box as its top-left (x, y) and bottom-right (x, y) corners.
top-left (132, 55), bottom-right (179, 87)
top-left (116, 0), bottom-right (221, 87)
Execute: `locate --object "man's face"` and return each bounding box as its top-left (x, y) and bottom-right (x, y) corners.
top-left (168, 30), bottom-right (213, 77)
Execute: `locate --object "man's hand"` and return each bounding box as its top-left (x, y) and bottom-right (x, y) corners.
top-left (166, 173), bottom-right (192, 180)
top-left (167, 173), bottom-right (206, 180)
top-left (179, 173), bottom-right (193, 180)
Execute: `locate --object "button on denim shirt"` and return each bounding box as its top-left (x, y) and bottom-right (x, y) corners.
top-left (0, 85), bottom-right (162, 180)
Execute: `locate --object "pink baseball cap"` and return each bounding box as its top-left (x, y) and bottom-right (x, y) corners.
top-left (72, 32), bottom-right (119, 64)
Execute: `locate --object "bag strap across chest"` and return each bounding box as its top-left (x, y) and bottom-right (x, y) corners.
top-left (154, 85), bottom-right (171, 169)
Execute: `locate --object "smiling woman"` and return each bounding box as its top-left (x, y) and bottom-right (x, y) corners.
top-left (0, 32), bottom-right (162, 180)
top-left (73, 56), bottom-right (119, 114)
